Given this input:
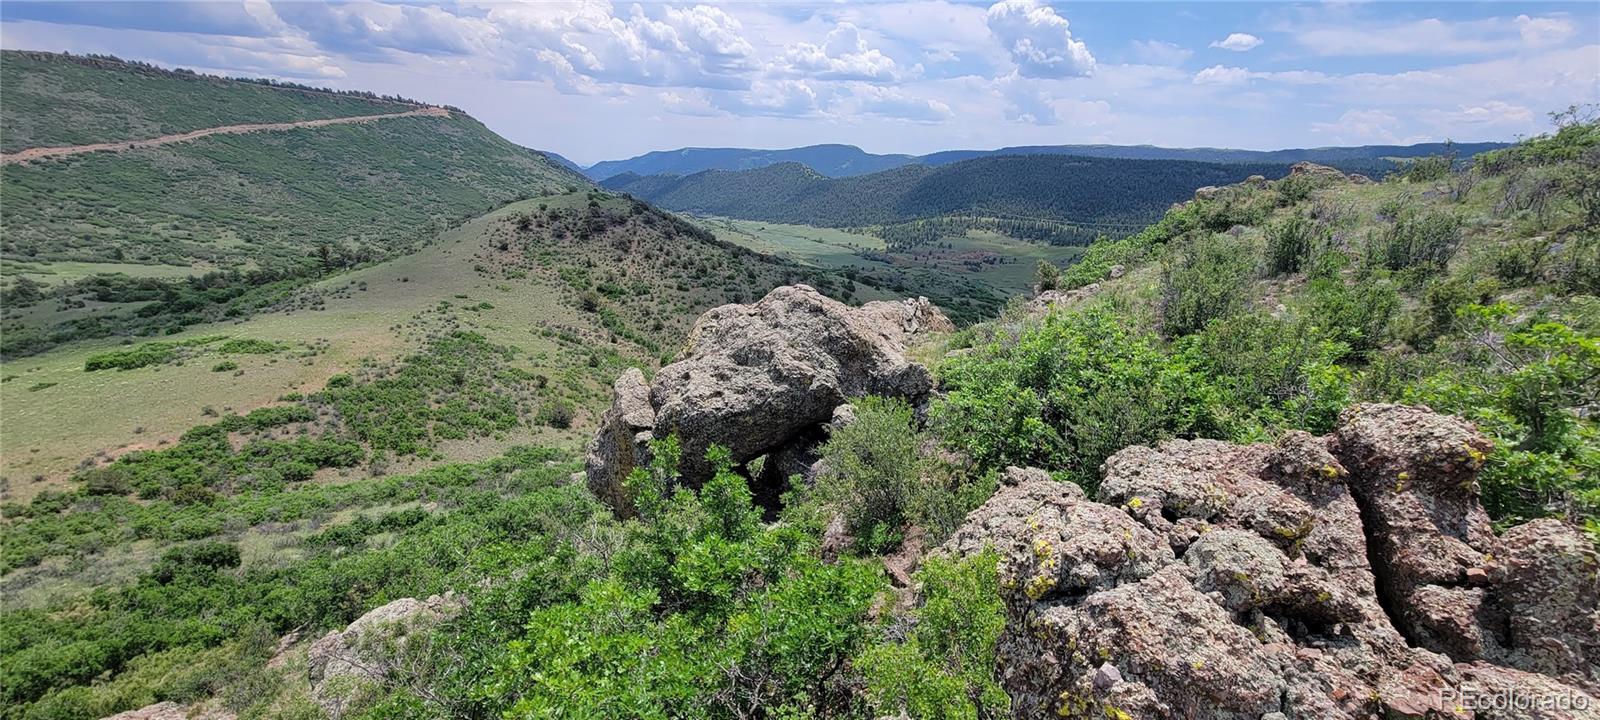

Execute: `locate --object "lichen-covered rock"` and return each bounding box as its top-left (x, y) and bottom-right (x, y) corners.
top-left (308, 593), bottom-right (466, 718)
top-left (1493, 519), bottom-right (1600, 686)
top-left (584, 368), bottom-right (655, 513)
top-left (584, 285), bottom-right (949, 511)
top-left (942, 404), bottom-right (1598, 718)
top-left (941, 477), bottom-right (1170, 610)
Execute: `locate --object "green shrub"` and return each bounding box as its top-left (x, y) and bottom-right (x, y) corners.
top-left (812, 397), bottom-right (990, 552)
top-left (1034, 259), bottom-right (1060, 292)
top-left (216, 338), bottom-right (280, 354)
top-left (858, 550), bottom-right (1010, 720)
top-left (933, 306), bottom-right (1216, 489)
top-left (1159, 233), bottom-right (1252, 337)
top-left (1305, 267), bottom-right (1399, 358)
top-left (1264, 214), bottom-right (1326, 276)
top-left (1489, 238), bottom-right (1546, 287)
top-left (211, 361), bottom-right (238, 372)
top-left (1180, 313), bottom-right (1351, 438)
top-left (1367, 210), bottom-right (1463, 273)
top-left (1403, 304), bottom-right (1599, 525)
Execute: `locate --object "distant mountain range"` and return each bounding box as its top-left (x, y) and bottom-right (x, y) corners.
top-left (582, 141), bottom-right (1509, 181)
top-left (602, 154), bottom-right (1287, 236)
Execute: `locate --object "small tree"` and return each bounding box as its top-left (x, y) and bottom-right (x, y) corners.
top-left (1034, 259), bottom-right (1061, 293)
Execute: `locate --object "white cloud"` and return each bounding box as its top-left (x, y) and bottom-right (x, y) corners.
top-left (1192, 65), bottom-right (1252, 85)
top-left (1294, 14), bottom-right (1579, 57)
top-left (850, 84), bottom-right (952, 122)
top-left (1421, 101), bottom-right (1535, 128)
top-left (707, 78), bottom-right (823, 118)
top-left (777, 23), bottom-right (901, 82)
top-left (994, 72), bottom-right (1059, 124)
top-left (1131, 40), bottom-right (1192, 66)
top-left (487, 2), bottom-right (757, 91)
top-left (271, 2), bottom-right (491, 61)
top-left (985, 0), bottom-right (1095, 79)
top-left (1310, 108), bottom-right (1427, 144)
top-left (1515, 14), bottom-right (1575, 47)
top-left (1210, 33), bottom-right (1262, 52)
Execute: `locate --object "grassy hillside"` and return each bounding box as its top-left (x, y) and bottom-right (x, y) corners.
top-left (0, 191), bottom-right (871, 498)
top-left (0, 51), bottom-right (417, 153)
top-left (0, 53), bottom-right (589, 358)
top-left (603, 155), bottom-right (1287, 235)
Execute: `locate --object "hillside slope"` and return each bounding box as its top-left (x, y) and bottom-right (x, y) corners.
top-left (0, 51), bottom-right (419, 153)
top-left (604, 155), bottom-right (1287, 232)
top-left (0, 52), bottom-right (588, 358)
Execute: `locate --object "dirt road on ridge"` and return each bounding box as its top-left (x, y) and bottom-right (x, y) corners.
top-left (1, 106), bottom-right (450, 165)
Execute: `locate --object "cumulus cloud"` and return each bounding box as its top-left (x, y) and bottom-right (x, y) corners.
top-left (1310, 108), bottom-right (1425, 144)
top-left (1210, 33), bottom-right (1262, 51)
top-left (488, 2), bottom-right (757, 91)
top-left (777, 23), bottom-right (900, 82)
top-left (985, 0), bottom-right (1095, 79)
top-left (1131, 39), bottom-right (1192, 66)
top-left (271, 1), bottom-right (489, 61)
top-left (1514, 14), bottom-right (1575, 47)
top-left (850, 83), bottom-right (952, 122)
top-left (707, 78), bottom-right (823, 118)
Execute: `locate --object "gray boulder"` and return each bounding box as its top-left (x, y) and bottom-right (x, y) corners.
top-left (307, 593), bottom-right (466, 718)
top-left (584, 285), bottom-right (951, 512)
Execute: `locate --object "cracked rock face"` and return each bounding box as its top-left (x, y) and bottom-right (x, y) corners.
top-left (943, 404), bottom-right (1599, 719)
top-left (584, 285), bottom-right (950, 513)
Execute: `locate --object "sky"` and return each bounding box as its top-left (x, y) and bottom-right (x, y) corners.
top-left (2, 1), bottom-right (1597, 166)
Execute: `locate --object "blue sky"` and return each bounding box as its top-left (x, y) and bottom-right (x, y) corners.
top-left (3, 1), bottom-right (1596, 165)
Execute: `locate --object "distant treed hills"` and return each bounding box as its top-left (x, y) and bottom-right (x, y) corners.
top-left (583, 140), bottom-right (1508, 181)
top-left (602, 155), bottom-right (1288, 234)
top-left (585, 143), bottom-right (916, 180)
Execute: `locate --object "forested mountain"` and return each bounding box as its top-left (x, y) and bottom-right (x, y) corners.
top-left (584, 139), bottom-right (1509, 180)
top-left (603, 155), bottom-right (1288, 234)
top-left (584, 143), bottom-right (915, 181)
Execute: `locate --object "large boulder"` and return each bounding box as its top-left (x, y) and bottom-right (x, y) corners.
top-left (941, 405), bottom-right (1599, 719)
top-left (307, 593), bottom-right (466, 718)
top-left (584, 285), bottom-right (950, 512)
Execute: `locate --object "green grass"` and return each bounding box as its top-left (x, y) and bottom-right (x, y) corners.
top-left (0, 50), bottom-right (413, 153)
top-left (1, 260), bottom-right (202, 282)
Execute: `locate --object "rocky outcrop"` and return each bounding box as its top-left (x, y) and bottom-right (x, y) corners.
top-left (942, 404), bottom-right (1599, 719)
top-left (585, 285), bottom-right (951, 513)
top-left (101, 704), bottom-right (233, 720)
top-left (307, 593), bottom-right (466, 718)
